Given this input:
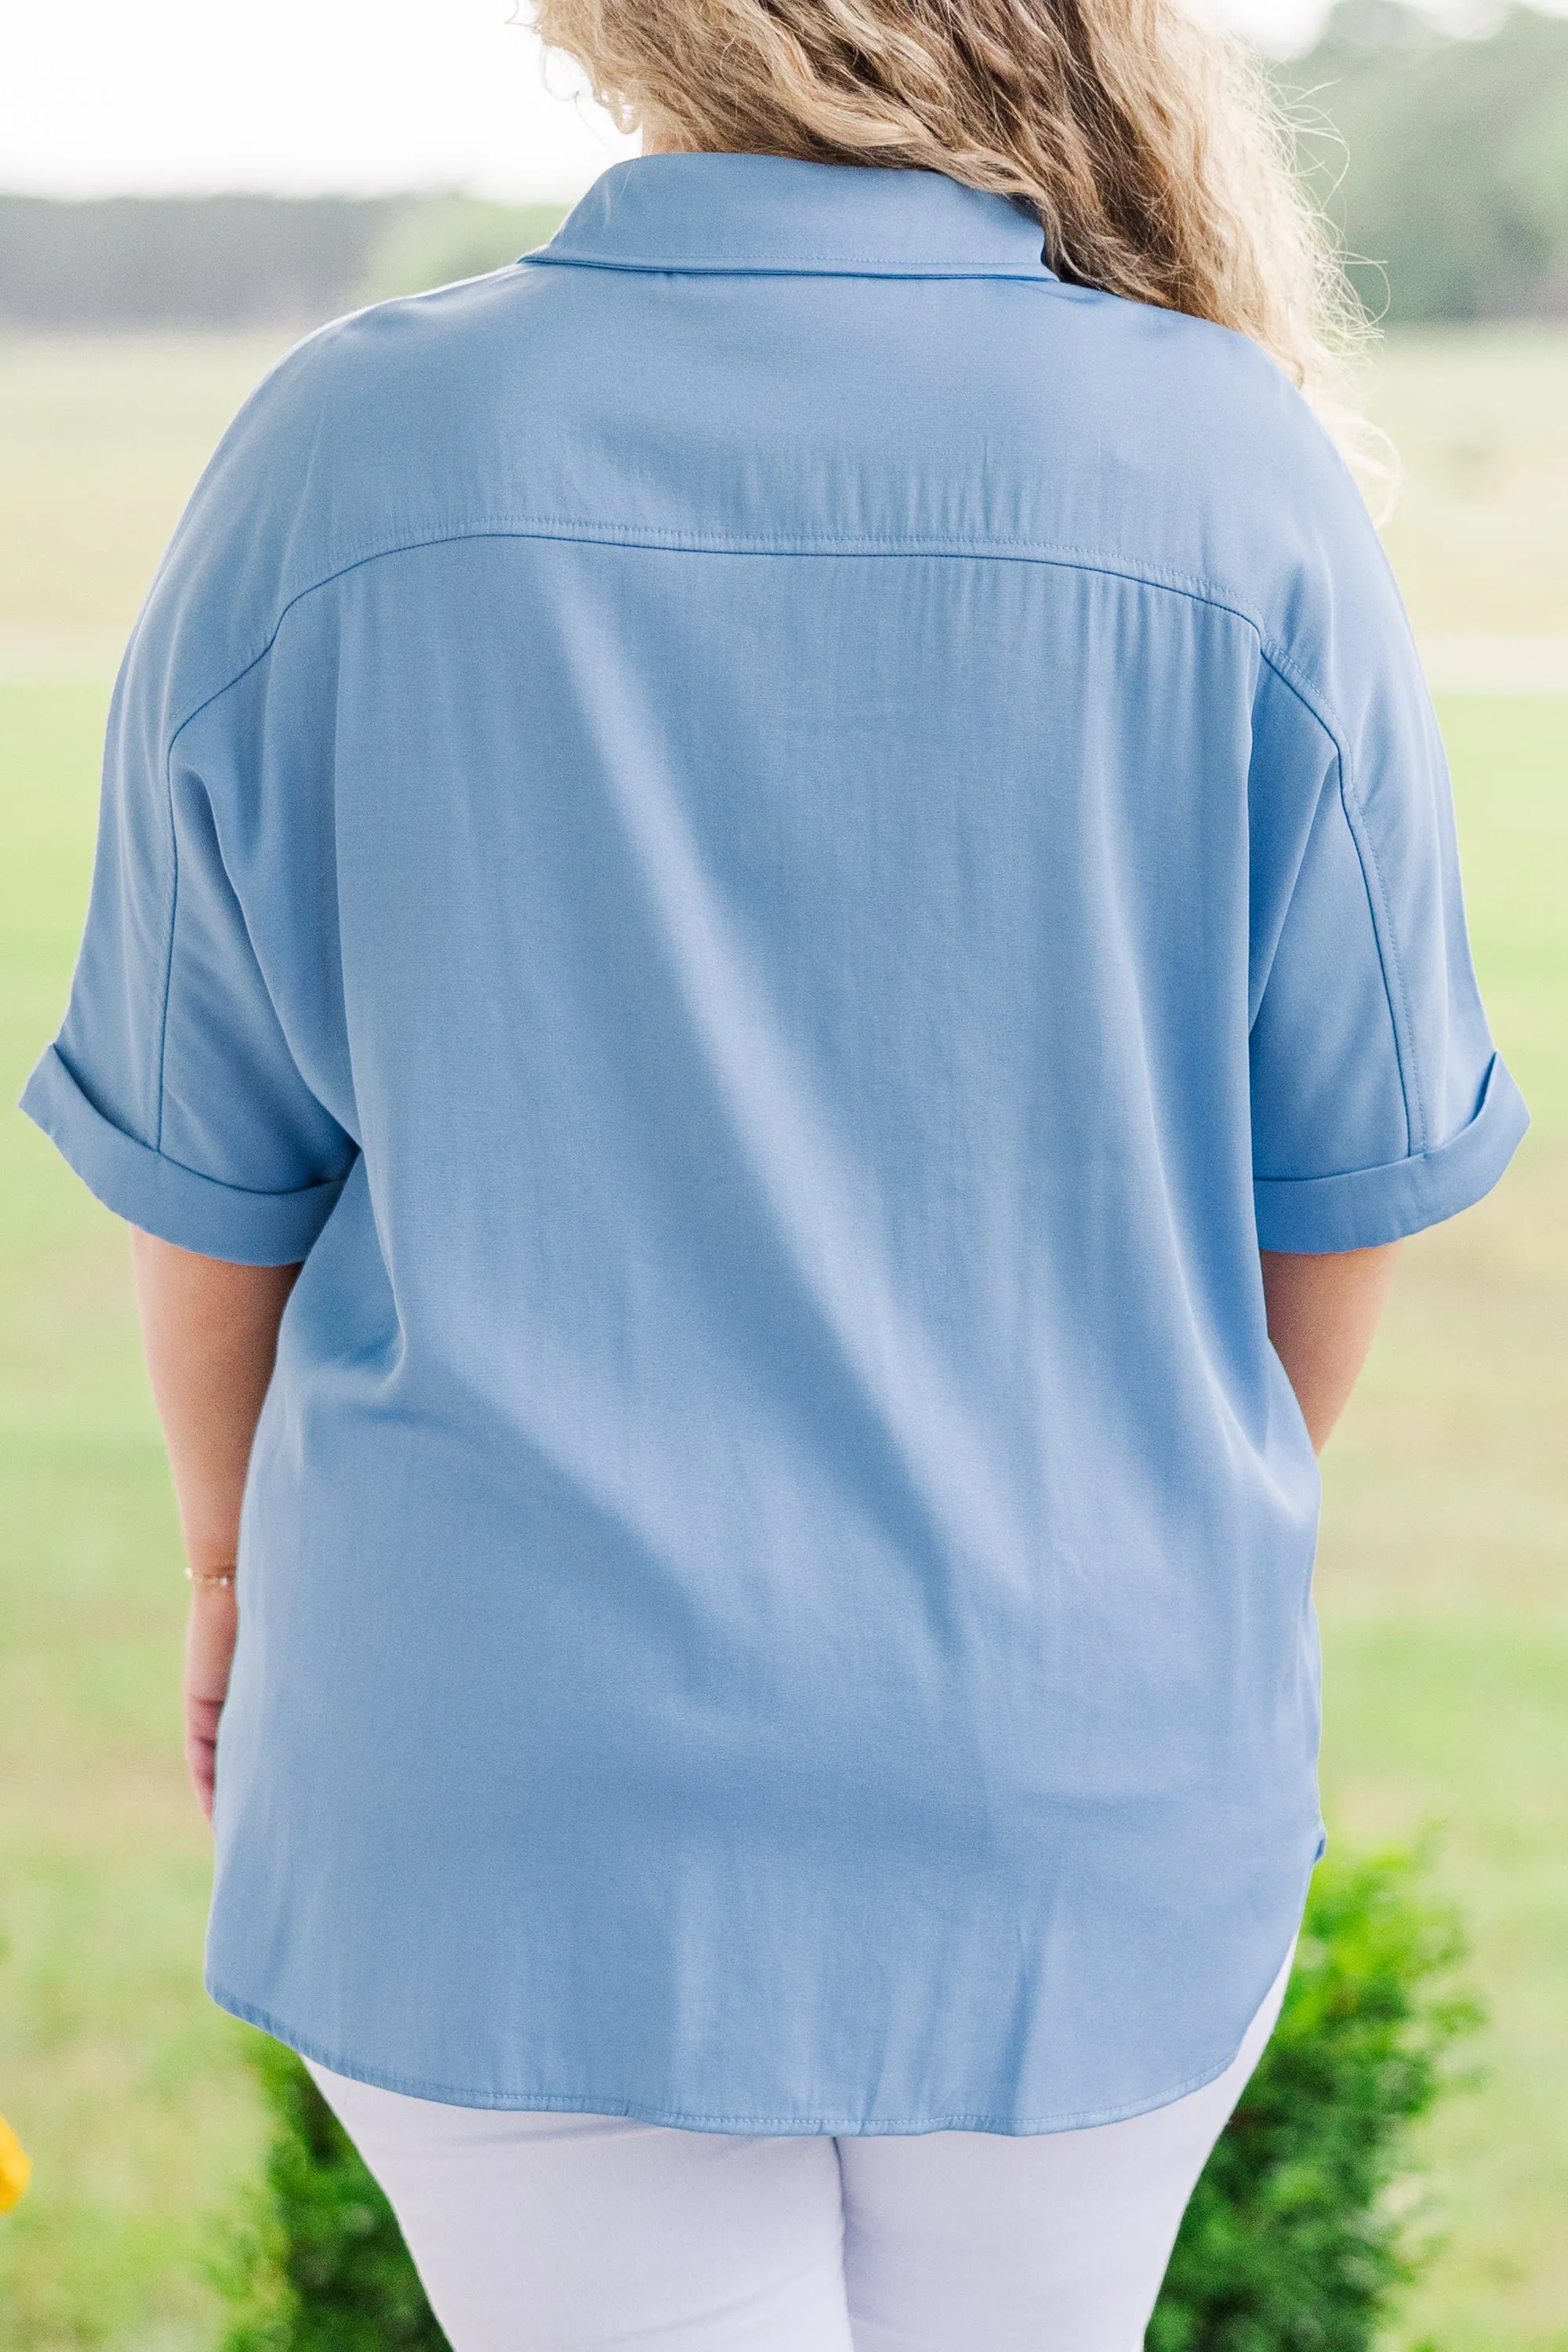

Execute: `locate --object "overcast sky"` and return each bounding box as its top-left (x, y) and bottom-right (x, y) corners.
top-left (0, 0), bottom-right (1550, 202)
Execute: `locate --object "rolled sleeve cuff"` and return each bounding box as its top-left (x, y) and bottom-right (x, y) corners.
top-left (1254, 1052), bottom-right (1530, 1253)
top-left (20, 1044), bottom-right (350, 1265)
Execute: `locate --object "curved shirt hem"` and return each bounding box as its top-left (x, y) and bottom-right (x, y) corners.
top-left (206, 1970), bottom-right (1290, 2140)
top-left (19, 1044), bottom-right (349, 1265)
top-left (1253, 1051), bottom-right (1527, 1253)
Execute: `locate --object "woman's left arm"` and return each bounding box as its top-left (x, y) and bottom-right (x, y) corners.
top-left (1260, 1240), bottom-right (1402, 1455)
top-left (129, 1229), bottom-right (302, 1822)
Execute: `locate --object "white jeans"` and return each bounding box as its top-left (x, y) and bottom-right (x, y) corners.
top-left (307, 1948), bottom-right (1290, 2352)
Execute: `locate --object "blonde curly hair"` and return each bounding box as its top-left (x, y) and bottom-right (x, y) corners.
top-left (535, 0), bottom-right (1385, 495)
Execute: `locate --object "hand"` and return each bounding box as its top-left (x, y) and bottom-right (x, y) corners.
top-left (183, 1580), bottom-right (238, 1824)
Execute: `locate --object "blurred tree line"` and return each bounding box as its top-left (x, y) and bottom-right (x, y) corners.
top-left (0, 192), bottom-right (569, 332)
top-left (1283, 0), bottom-right (1568, 320)
top-left (2, 2), bottom-right (1566, 332)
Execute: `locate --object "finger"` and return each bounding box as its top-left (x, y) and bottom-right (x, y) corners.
top-left (183, 1584), bottom-right (238, 1821)
top-left (186, 1723), bottom-right (217, 1824)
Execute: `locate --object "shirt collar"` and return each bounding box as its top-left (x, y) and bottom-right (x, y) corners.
top-left (528, 153), bottom-right (1056, 282)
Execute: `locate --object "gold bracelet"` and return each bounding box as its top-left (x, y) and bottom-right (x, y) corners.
top-left (185, 1566), bottom-right (237, 1588)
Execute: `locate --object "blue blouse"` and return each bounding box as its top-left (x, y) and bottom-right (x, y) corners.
top-left (24, 155), bottom-right (1526, 2132)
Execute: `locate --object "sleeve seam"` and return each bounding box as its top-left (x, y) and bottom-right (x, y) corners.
top-left (154, 633), bottom-right (289, 1159)
top-left (154, 742), bottom-right (177, 1157)
top-left (1254, 645), bottom-right (1428, 1159)
top-left (1340, 754), bottom-right (1427, 1153)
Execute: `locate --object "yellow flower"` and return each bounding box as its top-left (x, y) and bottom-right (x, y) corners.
top-left (0, 2114), bottom-right (31, 2211)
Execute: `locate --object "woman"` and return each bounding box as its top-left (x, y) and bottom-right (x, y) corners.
top-left (25, 0), bottom-right (1526, 2342)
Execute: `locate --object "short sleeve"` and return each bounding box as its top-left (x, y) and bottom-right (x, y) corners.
top-left (1247, 648), bottom-right (1527, 1254)
top-left (20, 620), bottom-right (358, 1265)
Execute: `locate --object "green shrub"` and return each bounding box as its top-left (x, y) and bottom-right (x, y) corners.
top-left (1149, 1844), bottom-right (1481, 2351)
top-left (220, 1844), bottom-right (1476, 2352)
top-left (216, 2032), bottom-right (450, 2352)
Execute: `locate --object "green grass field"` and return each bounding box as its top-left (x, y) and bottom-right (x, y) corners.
top-left (0, 331), bottom-right (1564, 2349)
top-left (1370, 328), bottom-right (1568, 634)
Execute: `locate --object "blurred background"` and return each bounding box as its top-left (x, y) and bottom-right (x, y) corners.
top-left (0, 2), bottom-right (1564, 2345)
